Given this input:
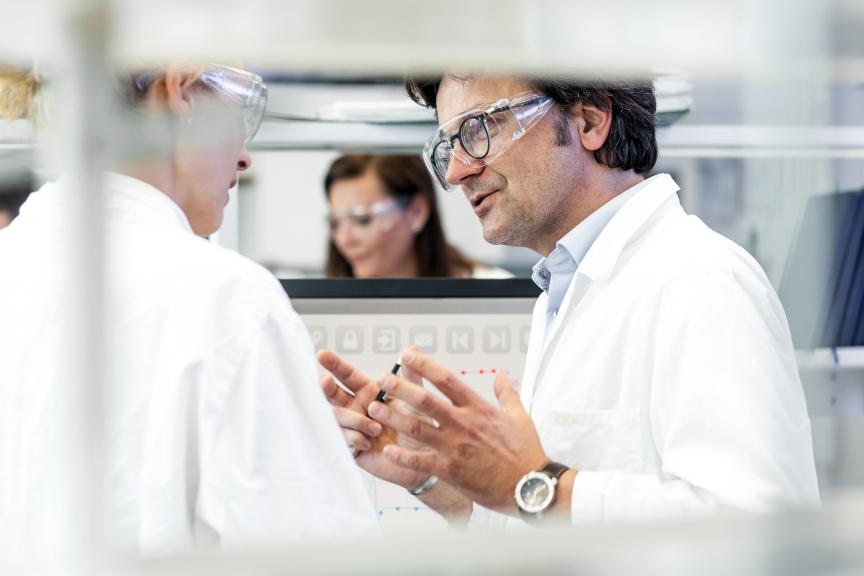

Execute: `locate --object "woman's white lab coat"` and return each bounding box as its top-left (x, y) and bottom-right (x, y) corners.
top-left (0, 173), bottom-right (377, 552)
top-left (519, 174), bottom-right (820, 523)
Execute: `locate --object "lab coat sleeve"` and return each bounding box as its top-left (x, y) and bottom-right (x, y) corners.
top-left (569, 262), bottom-right (820, 522)
top-left (196, 303), bottom-right (378, 544)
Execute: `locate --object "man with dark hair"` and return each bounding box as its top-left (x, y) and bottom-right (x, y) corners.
top-left (319, 73), bottom-right (819, 526)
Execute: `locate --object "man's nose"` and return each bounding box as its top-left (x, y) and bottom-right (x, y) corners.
top-left (444, 148), bottom-right (484, 187)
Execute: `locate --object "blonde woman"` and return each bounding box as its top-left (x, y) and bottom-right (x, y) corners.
top-left (0, 65), bottom-right (376, 552)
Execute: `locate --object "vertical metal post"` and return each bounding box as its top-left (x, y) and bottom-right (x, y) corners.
top-left (56, 0), bottom-right (112, 571)
top-left (741, 0), bottom-right (832, 283)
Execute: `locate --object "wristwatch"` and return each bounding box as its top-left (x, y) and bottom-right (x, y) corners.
top-left (514, 461), bottom-right (569, 522)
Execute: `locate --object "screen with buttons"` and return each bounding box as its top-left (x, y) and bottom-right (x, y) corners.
top-left (282, 278), bottom-right (538, 533)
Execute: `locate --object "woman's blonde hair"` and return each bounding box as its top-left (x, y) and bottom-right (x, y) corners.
top-left (0, 65), bottom-right (40, 123)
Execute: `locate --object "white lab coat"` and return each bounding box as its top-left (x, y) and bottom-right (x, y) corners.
top-left (519, 174), bottom-right (820, 523)
top-left (0, 173), bottom-right (377, 552)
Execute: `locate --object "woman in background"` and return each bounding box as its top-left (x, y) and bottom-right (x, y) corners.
top-left (324, 154), bottom-right (510, 278)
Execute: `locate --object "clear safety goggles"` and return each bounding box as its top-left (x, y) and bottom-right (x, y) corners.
top-left (326, 198), bottom-right (407, 235)
top-left (423, 91), bottom-right (554, 190)
top-left (131, 64), bottom-right (268, 144)
top-left (198, 65), bottom-right (268, 144)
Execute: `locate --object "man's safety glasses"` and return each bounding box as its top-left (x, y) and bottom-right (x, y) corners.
top-left (423, 91), bottom-right (554, 190)
top-left (326, 198), bottom-right (408, 235)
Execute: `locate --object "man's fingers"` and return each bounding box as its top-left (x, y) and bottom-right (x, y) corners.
top-left (318, 349), bottom-right (383, 411)
top-left (399, 346), bottom-right (424, 386)
top-left (382, 445), bottom-right (438, 476)
top-left (400, 364), bottom-right (424, 387)
top-left (343, 429), bottom-right (371, 452)
top-left (401, 350), bottom-right (488, 408)
top-left (377, 373), bottom-right (458, 429)
top-left (368, 401), bottom-right (440, 446)
top-left (493, 372), bottom-right (525, 415)
top-left (321, 374), bottom-right (352, 408)
top-left (334, 406), bottom-right (383, 438)
top-left (317, 349), bottom-right (374, 395)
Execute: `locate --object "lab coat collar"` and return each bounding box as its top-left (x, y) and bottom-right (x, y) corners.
top-left (576, 173), bottom-right (680, 283)
top-left (25, 172), bottom-right (195, 235)
top-left (524, 173), bottom-right (682, 406)
top-left (101, 172), bottom-right (195, 234)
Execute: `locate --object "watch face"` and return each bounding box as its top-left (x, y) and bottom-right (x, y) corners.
top-left (517, 473), bottom-right (554, 513)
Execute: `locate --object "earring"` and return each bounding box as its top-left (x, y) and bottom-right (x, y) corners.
top-left (411, 222), bottom-right (422, 233)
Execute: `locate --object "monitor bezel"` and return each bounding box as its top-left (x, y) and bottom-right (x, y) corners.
top-left (280, 278), bottom-right (541, 299)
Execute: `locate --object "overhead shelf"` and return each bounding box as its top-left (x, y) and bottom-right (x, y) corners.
top-left (797, 347), bottom-right (864, 371)
top-left (247, 73), bottom-right (693, 152)
top-left (7, 120), bottom-right (863, 156)
top-left (657, 125), bottom-right (864, 158)
top-left (0, 120), bottom-right (33, 151)
top-left (4, 77), bottom-right (863, 157)
top-left (247, 122), bottom-right (864, 154)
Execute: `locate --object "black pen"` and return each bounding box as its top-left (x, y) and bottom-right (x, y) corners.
top-left (375, 360), bottom-right (400, 403)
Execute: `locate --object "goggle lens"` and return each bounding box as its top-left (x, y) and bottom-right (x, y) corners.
top-left (460, 116), bottom-right (490, 158)
top-left (423, 92), bottom-right (553, 190)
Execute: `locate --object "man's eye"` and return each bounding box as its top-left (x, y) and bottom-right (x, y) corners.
top-left (353, 215), bottom-right (374, 227)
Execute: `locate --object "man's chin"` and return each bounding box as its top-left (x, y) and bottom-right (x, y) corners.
top-left (481, 223), bottom-right (509, 246)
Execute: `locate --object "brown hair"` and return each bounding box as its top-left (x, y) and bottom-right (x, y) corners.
top-left (405, 75), bottom-right (658, 175)
top-left (323, 154), bottom-right (474, 278)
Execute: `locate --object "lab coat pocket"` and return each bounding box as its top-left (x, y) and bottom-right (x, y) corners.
top-left (538, 409), bottom-right (642, 473)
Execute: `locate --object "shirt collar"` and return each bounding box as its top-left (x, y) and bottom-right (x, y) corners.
top-left (531, 176), bottom-right (653, 293)
top-left (577, 173), bottom-right (680, 282)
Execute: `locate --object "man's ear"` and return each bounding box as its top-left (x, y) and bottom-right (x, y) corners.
top-left (569, 101), bottom-right (613, 153)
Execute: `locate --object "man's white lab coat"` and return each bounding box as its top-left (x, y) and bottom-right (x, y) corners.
top-left (520, 174), bottom-right (820, 522)
top-left (0, 173), bottom-right (377, 552)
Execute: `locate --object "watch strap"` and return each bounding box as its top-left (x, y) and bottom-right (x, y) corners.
top-left (541, 461), bottom-right (569, 480)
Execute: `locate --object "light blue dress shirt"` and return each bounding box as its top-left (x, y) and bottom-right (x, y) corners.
top-left (531, 176), bottom-right (658, 340)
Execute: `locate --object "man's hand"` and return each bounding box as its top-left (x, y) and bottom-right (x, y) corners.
top-left (371, 350), bottom-right (550, 515)
top-left (318, 349), bottom-right (474, 524)
top-left (317, 349), bottom-right (429, 490)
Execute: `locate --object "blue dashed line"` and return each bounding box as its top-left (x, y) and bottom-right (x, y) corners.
top-left (377, 506), bottom-right (430, 515)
